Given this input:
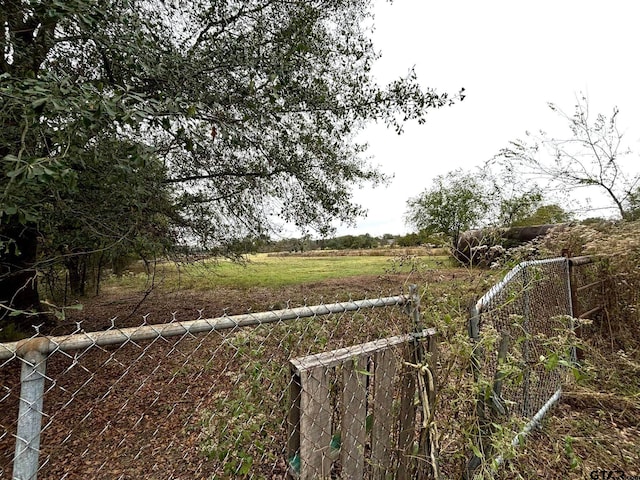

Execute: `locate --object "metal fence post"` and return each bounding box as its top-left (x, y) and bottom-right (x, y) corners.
top-left (465, 300), bottom-right (485, 479)
top-left (286, 366), bottom-right (301, 479)
top-left (521, 265), bottom-right (532, 417)
top-left (566, 257), bottom-right (580, 363)
top-left (14, 340), bottom-right (48, 480)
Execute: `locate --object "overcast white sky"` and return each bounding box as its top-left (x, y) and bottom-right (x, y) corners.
top-left (333, 0), bottom-right (640, 237)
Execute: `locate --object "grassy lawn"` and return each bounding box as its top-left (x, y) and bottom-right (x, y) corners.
top-left (104, 253), bottom-right (452, 291)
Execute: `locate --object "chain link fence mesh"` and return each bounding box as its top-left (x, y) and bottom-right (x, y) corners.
top-left (1, 256), bottom-right (605, 479)
top-left (466, 256), bottom-right (604, 477)
top-left (475, 258), bottom-right (572, 419)
top-left (0, 294), bottom-right (433, 479)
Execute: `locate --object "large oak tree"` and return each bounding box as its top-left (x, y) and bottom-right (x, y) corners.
top-left (1, 0), bottom-right (459, 329)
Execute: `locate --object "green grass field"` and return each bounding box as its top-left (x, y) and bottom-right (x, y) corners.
top-left (104, 253), bottom-right (452, 291)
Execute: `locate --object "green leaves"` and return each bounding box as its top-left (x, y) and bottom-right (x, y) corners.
top-left (31, 97), bottom-right (49, 110)
top-left (405, 169), bottom-right (493, 244)
top-left (5, 158), bottom-right (61, 182)
top-left (1, 205), bottom-right (18, 216)
top-left (2, 0), bottom-right (458, 293)
top-left (543, 352), bottom-right (560, 371)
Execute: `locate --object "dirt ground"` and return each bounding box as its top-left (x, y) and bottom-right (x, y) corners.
top-left (48, 273), bottom-right (423, 331)
top-left (1, 270), bottom-right (638, 479)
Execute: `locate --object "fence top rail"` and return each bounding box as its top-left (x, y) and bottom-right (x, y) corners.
top-left (0, 295), bottom-right (408, 361)
top-left (476, 256), bottom-right (569, 312)
top-left (290, 327), bottom-right (436, 372)
top-left (568, 255), bottom-right (595, 267)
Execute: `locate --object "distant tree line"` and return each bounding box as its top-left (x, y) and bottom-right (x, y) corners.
top-left (227, 231), bottom-right (446, 254)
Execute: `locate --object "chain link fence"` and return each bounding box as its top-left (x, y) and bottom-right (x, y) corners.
top-left (1, 256), bottom-right (605, 479)
top-left (466, 256), bottom-right (602, 476)
top-left (0, 290), bottom-right (439, 479)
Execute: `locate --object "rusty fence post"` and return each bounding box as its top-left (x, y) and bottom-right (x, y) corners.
top-left (567, 256), bottom-right (578, 363)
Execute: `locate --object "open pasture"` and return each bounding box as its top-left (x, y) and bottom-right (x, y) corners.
top-left (101, 252), bottom-right (453, 292)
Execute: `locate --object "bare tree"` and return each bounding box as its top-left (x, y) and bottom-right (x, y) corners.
top-left (494, 95), bottom-right (640, 220)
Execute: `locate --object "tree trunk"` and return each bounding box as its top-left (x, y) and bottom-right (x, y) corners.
top-left (0, 223), bottom-right (46, 331)
top-left (65, 255), bottom-right (87, 297)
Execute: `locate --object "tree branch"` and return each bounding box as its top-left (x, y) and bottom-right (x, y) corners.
top-left (163, 168), bottom-right (286, 184)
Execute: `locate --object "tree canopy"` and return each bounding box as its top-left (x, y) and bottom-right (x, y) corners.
top-left (510, 204), bottom-right (572, 226)
top-left (0, 0), bottom-right (460, 327)
top-left (404, 168), bottom-right (571, 248)
top-left (405, 170), bottom-right (492, 245)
